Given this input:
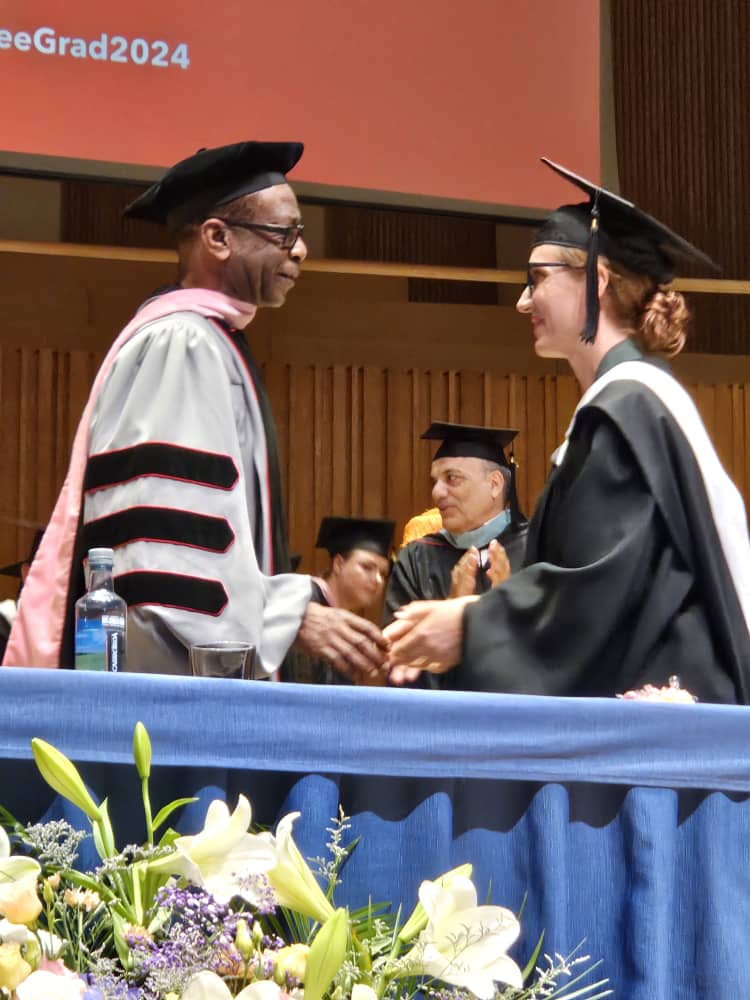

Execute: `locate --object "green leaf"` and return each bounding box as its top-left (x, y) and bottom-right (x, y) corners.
top-left (111, 910), bottom-right (134, 971)
top-left (152, 797), bottom-right (198, 832)
top-left (522, 929), bottom-right (545, 982)
top-left (93, 798), bottom-right (117, 858)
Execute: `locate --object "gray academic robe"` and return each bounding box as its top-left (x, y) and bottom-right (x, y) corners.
top-left (5, 288), bottom-right (311, 674)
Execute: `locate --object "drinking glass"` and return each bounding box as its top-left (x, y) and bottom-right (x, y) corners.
top-left (189, 641), bottom-right (259, 680)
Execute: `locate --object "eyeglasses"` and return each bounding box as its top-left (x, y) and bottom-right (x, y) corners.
top-left (526, 261), bottom-right (585, 292)
top-left (219, 219), bottom-right (305, 250)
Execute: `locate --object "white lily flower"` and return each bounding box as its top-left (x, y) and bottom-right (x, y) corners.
top-left (181, 970), bottom-right (232, 1000)
top-left (15, 968), bottom-right (86, 1000)
top-left (399, 875), bottom-right (522, 999)
top-left (261, 813), bottom-right (334, 924)
top-left (148, 795), bottom-right (276, 904)
top-left (182, 970), bottom-right (284, 1000)
top-left (352, 985), bottom-right (378, 1000)
top-left (235, 980), bottom-right (286, 1000)
top-left (0, 827), bottom-right (42, 923)
top-left (37, 929), bottom-right (65, 959)
top-left (0, 918), bottom-right (36, 945)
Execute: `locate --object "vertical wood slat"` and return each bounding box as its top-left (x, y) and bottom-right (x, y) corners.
top-left (286, 367), bottom-right (316, 572)
top-left (611, 0), bottom-right (750, 356)
top-left (0, 346), bottom-right (102, 598)
top-left (4, 344), bottom-right (750, 596)
top-left (330, 366), bottom-right (351, 516)
top-left (361, 369), bottom-right (387, 518)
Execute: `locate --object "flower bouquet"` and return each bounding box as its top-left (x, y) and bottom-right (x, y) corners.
top-left (0, 724), bottom-right (611, 1000)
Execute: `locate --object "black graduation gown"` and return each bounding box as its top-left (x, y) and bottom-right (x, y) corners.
top-left (383, 521), bottom-right (529, 627)
top-left (280, 579), bottom-right (353, 685)
top-left (456, 351), bottom-right (750, 704)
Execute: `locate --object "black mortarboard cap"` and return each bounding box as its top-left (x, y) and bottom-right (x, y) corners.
top-left (0, 528), bottom-right (44, 579)
top-left (422, 422), bottom-right (518, 464)
top-left (422, 422), bottom-right (526, 524)
top-left (534, 157), bottom-right (720, 343)
top-left (123, 140), bottom-right (304, 228)
top-left (316, 517), bottom-right (395, 559)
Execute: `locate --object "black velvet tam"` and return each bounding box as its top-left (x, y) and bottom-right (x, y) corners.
top-left (124, 140), bottom-right (304, 227)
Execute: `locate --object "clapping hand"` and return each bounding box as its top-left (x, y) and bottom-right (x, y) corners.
top-left (450, 547), bottom-right (481, 597)
top-left (486, 539), bottom-right (511, 587)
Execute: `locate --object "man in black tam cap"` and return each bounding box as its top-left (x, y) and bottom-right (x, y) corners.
top-left (4, 141), bottom-right (387, 680)
top-left (312, 517), bottom-right (394, 613)
top-left (284, 516), bottom-right (395, 685)
top-left (383, 423), bottom-right (528, 653)
top-left (385, 158), bottom-right (750, 704)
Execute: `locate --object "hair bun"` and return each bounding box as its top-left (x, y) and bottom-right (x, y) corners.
top-left (639, 288), bottom-right (690, 357)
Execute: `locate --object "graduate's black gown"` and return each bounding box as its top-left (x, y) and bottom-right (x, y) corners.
top-left (456, 344), bottom-right (750, 704)
top-left (383, 522), bottom-right (528, 627)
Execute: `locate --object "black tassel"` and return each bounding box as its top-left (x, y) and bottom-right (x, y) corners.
top-left (508, 455), bottom-right (526, 525)
top-left (582, 194), bottom-right (600, 343)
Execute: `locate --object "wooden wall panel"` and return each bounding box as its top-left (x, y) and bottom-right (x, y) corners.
top-left (611, 0), bottom-right (750, 354)
top-left (3, 346), bottom-right (750, 592)
top-left (0, 346), bottom-right (102, 592)
top-left (325, 203), bottom-right (500, 306)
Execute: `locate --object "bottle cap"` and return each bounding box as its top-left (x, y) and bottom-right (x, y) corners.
top-left (87, 547), bottom-right (114, 565)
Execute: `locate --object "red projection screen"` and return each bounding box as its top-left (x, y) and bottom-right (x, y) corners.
top-left (0, 1), bottom-right (600, 215)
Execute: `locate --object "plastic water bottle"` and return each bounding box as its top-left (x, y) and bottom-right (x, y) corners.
top-left (74, 548), bottom-right (127, 672)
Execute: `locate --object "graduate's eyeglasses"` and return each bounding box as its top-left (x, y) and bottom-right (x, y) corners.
top-left (526, 262), bottom-right (585, 292)
top-left (219, 219), bottom-right (305, 250)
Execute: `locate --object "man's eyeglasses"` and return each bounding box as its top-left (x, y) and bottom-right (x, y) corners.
top-left (526, 261), bottom-right (585, 292)
top-left (219, 219), bottom-right (305, 250)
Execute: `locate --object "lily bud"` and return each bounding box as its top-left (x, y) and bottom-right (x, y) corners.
top-left (22, 934), bottom-right (40, 970)
top-left (132, 722), bottom-right (152, 780)
top-left (235, 919), bottom-right (253, 961)
top-left (31, 739), bottom-right (101, 822)
top-left (304, 908), bottom-right (348, 1000)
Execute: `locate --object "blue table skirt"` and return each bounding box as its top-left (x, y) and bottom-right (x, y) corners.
top-left (2, 668), bottom-right (750, 999)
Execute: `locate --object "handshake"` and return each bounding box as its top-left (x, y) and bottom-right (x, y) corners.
top-left (294, 541), bottom-right (510, 685)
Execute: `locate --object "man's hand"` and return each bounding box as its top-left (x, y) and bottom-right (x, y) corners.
top-left (384, 596), bottom-right (477, 684)
top-left (486, 539), bottom-right (511, 588)
top-left (450, 547), bottom-right (480, 597)
top-left (294, 602), bottom-right (389, 681)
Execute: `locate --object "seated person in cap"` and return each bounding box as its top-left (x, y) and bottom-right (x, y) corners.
top-left (383, 422), bottom-right (528, 635)
top-left (386, 158), bottom-right (750, 704)
top-left (312, 516), bottom-right (394, 613)
top-left (3, 142), bottom-right (387, 681)
top-left (283, 517), bottom-right (394, 684)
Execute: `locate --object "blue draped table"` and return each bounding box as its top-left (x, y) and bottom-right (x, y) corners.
top-left (1, 668), bottom-right (750, 999)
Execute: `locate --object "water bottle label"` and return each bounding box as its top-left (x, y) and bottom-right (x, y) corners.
top-left (107, 629), bottom-right (124, 673)
top-left (74, 620), bottom-right (107, 672)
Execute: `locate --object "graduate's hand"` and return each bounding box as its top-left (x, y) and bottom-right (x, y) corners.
top-left (486, 539), bottom-right (511, 588)
top-left (385, 597), bottom-right (477, 684)
top-left (450, 547), bottom-right (480, 597)
top-left (295, 602), bottom-right (389, 681)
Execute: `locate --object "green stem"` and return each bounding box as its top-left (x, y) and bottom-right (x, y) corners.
top-left (141, 775), bottom-right (154, 846)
